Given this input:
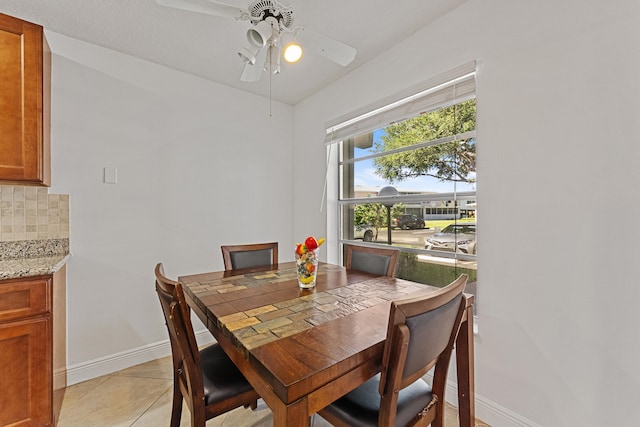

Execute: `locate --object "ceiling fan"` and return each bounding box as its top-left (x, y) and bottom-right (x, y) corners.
top-left (155, 0), bottom-right (358, 82)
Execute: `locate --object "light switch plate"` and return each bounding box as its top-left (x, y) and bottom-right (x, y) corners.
top-left (103, 167), bottom-right (118, 184)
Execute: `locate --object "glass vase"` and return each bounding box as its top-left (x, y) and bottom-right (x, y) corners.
top-left (296, 249), bottom-right (318, 289)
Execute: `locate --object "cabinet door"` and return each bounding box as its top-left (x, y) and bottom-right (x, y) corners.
top-left (0, 13), bottom-right (50, 185)
top-left (0, 316), bottom-right (52, 426)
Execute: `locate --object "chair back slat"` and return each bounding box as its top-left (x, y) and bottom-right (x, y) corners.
top-left (403, 293), bottom-right (464, 380)
top-left (351, 251), bottom-right (391, 276)
top-left (230, 248), bottom-right (274, 270)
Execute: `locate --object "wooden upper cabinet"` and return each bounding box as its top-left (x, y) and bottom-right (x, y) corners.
top-left (0, 13), bottom-right (51, 186)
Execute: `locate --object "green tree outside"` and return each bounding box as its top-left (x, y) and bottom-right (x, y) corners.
top-left (373, 99), bottom-right (476, 184)
top-left (354, 203), bottom-right (405, 240)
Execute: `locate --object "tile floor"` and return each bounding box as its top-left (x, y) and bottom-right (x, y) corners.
top-left (58, 356), bottom-right (490, 426)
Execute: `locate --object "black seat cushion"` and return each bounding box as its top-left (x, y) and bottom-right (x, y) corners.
top-left (321, 373), bottom-right (434, 427)
top-left (200, 343), bottom-right (254, 405)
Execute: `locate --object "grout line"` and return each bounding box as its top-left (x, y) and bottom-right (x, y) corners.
top-left (128, 385), bottom-right (173, 427)
top-left (64, 374), bottom-right (115, 403)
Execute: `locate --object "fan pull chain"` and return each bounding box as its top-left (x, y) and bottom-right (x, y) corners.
top-left (269, 42), bottom-right (273, 117)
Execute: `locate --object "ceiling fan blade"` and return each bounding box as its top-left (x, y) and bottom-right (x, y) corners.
top-left (155, 0), bottom-right (249, 20)
top-left (296, 28), bottom-right (357, 67)
top-left (240, 47), bottom-right (267, 82)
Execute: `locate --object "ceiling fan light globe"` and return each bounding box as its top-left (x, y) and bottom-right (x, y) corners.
top-left (247, 20), bottom-right (272, 48)
top-left (283, 43), bottom-right (302, 63)
top-left (237, 46), bottom-right (258, 65)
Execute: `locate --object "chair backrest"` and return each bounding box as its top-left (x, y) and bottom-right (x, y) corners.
top-left (344, 244), bottom-right (400, 277)
top-left (154, 263), bottom-right (205, 414)
top-left (221, 242), bottom-right (278, 271)
top-left (155, 263), bottom-right (178, 316)
top-left (378, 274), bottom-right (468, 426)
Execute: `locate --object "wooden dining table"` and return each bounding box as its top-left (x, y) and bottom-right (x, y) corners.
top-left (179, 262), bottom-right (475, 427)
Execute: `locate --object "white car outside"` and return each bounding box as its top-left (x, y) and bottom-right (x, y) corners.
top-left (425, 223), bottom-right (477, 254)
top-left (353, 225), bottom-right (375, 242)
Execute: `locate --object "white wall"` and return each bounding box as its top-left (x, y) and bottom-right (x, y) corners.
top-left (294, 1), bottom-right (640, 426)
top-left (47, 33), bottom-right (295, 382)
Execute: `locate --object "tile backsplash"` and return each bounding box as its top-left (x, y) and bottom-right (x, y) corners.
top-left (0, 185), bottom-right (69, 241)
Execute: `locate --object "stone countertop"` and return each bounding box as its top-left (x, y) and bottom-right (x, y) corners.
top-left (0, 253), bottom-right (71, 280)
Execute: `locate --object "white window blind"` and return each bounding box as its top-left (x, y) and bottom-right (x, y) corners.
top-left (325, 61), bottom-right (476, 144)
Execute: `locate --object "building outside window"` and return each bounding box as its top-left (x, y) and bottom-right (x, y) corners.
top-left (327, 63), bottom-right (477, 308)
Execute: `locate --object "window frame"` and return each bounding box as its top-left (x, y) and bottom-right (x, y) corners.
top-left (328, 64), bottom-right (478, 267)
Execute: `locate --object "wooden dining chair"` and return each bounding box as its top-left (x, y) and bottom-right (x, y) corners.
top-left (317, 274), bottom-right (469, 427)
top-left (220, 242), bottom-right (278, 271)
top-left (154, 263), bottom-right (259, 427)
top-left (345, 243), bottom-right (401, 277)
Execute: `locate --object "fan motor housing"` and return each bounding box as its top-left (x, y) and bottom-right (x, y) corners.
top-left (249, 0), bottom-right (294, 29)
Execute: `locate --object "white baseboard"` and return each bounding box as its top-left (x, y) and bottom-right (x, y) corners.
top-left (54, 368), bottom-right (67, 389)
top-left (425, 372), bottom-right (542, 427)
top-left (66, 329), bottom-right (214, 386)
top-left (474, 395), bottom-right (543, 427)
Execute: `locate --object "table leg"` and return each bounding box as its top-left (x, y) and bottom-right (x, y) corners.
top-left (271, 398), bottom-right (311, 427)
top-left (456, 304), bottom-right (475, 427)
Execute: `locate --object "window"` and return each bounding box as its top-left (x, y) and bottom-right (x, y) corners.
top-left (328, 63), bottom-right (477, 308)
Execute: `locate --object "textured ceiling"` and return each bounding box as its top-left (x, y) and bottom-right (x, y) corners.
top-left (0, 0), bottom-right (467, 105)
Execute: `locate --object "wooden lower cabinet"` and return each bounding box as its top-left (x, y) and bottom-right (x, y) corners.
top-left (0, 317), bottom-right (51, 426)
top-left (0, 266), bottom-right (66, 426)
